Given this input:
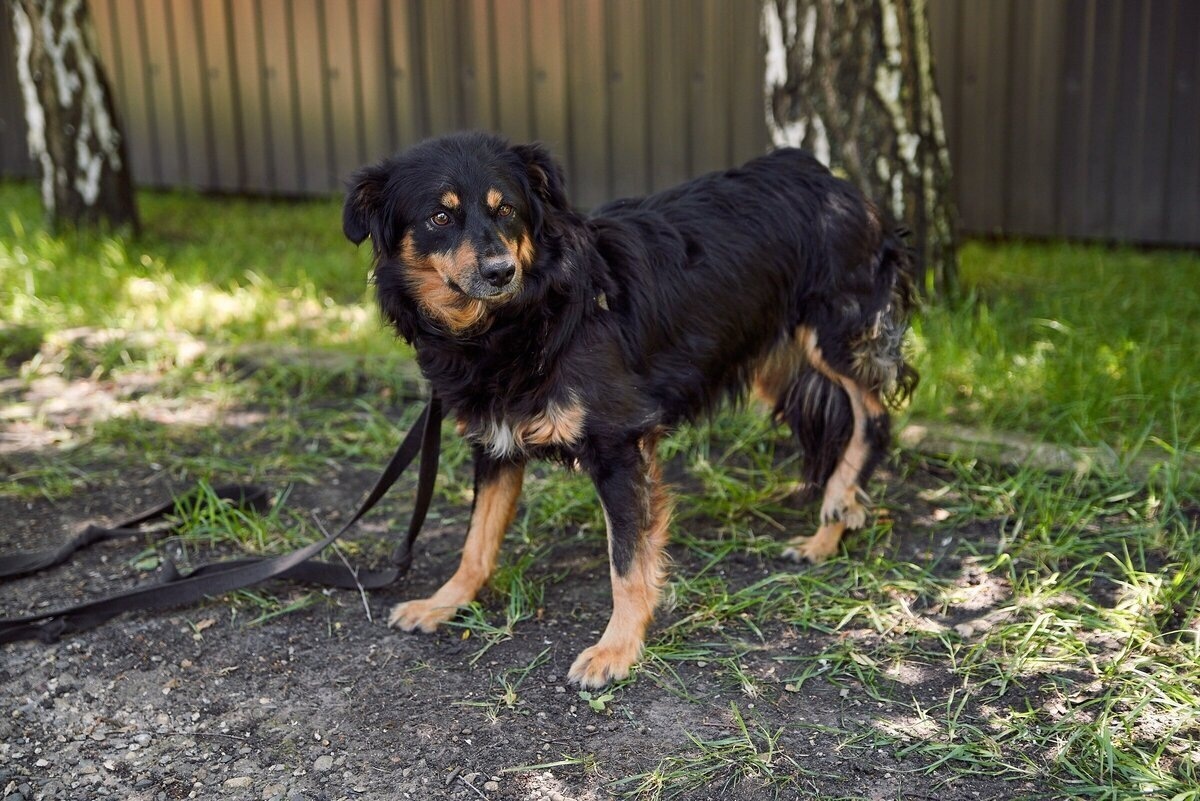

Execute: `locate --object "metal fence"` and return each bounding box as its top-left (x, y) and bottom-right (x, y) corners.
top-left (930, 0), bottom-right (1199, 245)
top-left (1, 0), bottom-right (1197, 246)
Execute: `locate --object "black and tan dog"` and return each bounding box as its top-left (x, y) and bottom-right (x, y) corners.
top-left (343, 132), bottom-right (917, 687)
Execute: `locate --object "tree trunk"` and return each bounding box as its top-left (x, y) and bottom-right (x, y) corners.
top-left (9, 0), bottom-right (138, 233)
top-left (762, 0), bottom-right (957, 296)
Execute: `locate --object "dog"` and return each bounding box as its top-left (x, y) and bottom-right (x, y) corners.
top-left (342, 132), bottom-right (917, 688)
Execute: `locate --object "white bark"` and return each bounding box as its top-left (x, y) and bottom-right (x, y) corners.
top-left (11, 3), bottom-right (54, 213)
top-left (762, 0), bottom-right (958, 295)
top-left (10, 0), bottom-right (137, 230)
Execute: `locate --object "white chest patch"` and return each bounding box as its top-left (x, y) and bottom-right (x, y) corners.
top-left (482, 419), bottom-right (519, 458)
top-left (465, 396), bottom-right (587, 459)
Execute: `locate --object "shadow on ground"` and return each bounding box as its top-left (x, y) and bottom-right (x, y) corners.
top-left (1, 371), bottom-right (1054, 801)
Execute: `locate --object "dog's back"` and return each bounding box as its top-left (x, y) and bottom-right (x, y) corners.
top-left (586, 147), bottom-right (915, 428)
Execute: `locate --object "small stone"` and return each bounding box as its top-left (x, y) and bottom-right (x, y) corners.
top-left (223, 776), bottom-right (253, 789)
top-left (313, 755), bottom-right (334, 772)
top-left (483, 780), bottom-right (500, 792)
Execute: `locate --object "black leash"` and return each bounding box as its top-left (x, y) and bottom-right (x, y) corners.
top-left (0, 392), bottom-right (443, 645)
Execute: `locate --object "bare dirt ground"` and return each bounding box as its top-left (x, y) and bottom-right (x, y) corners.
top-left (1, 435), bottom-right (1047, 800)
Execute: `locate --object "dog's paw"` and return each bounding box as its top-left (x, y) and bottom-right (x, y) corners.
top-left (782, 525), bottom-right (842, 564)
top-left (388, 598), bottom-right (460, 633)
top-left (841, 503), bottom-right (867, 529)
top-left (568, 639), bottom-right (642, 689)
top-left (820, 486), bottom-right (868, 530)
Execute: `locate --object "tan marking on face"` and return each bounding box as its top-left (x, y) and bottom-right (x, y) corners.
top-left (441, 190), bottom-right (460, 209)
top-left (486, 187), bottom-right (503, 210)
top-left (452, 464), bottom-right (525, 589)
top-left (387, 463), bottom-right (524, 632)
top-left (400, 232), bottom-right (489, 333)
top-left (515, 396), bottom-right (586, 448)
top-left (569, 441), bottom-right (672, 688)
top-left (500, 231), bottom-right (535, 276)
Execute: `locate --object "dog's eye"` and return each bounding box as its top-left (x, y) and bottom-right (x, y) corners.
top-left (431, 211), bottom-right (452, 226)
top-left (497, 203), bottom-right (514, 218)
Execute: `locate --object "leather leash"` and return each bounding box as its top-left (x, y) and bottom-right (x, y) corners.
top-left (0, 392), bottom-right (442, 645)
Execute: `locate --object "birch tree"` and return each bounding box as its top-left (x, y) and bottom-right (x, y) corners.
top-left (9, 0), bottom-right (138, 232)
top-left (763, 0), bottom-right (957, 296)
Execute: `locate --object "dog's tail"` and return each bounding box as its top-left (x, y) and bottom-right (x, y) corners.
top-left (776, 226), bottom-right (918, 487)
top-left (865, 226), bottom-right (920, 405)
top-left (779, 368), bottom-right (855, 487)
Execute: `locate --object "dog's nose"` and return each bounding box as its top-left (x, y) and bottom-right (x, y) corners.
top-left (480, 258), bottom-right (516, 289)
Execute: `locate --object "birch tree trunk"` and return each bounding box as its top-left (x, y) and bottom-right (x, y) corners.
top-left (763, 0), bottom-right (957, 296)
top-left (9, 0), bottom-right (138, 233)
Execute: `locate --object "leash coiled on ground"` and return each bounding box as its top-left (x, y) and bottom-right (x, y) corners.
top-left (0, 392), bottom-right (442, 645)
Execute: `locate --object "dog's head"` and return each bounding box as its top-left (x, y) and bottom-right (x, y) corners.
top-left (343, 132), bottom-right (570, 338)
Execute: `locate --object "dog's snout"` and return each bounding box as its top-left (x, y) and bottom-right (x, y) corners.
top-left (480, 257), bottom-right (516, 289)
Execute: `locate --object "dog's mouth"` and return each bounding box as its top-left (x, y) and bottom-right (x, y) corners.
top-left (448, 276), bottom-right (521, 303)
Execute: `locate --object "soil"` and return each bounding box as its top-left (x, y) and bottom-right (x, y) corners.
top-left (1, 444), bottom-right (1050, 801)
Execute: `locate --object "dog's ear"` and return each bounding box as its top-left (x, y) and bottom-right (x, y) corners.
top-left (343, 163), bottom-right (392, 250)
top-left (510, 142), bottom-right (570, 216)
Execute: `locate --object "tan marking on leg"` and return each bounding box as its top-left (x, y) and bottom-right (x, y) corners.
top-left (798, 326), bottom-right (839, 382)
top-left (441, 190), bottom-right (460, 210)
top-left (389, 463), bottom-right (524, 632)
top-left (569, 441), bottom-right (671, 688)
top-left (486, 187), bottom-right (503, 210)
top-left (798, 325), bottom-right (874, 529)
top-left (751, 332), bottom-right (807, 410)
top-left (790, 327), bottom-right (884, 561)
top-left (862, 389), bottom-right (886, 418)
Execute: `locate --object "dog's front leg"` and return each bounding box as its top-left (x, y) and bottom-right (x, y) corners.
top-left (569, 437), bottom-right (672, 688)
top-left (389, 449), bottom-right (524, 633)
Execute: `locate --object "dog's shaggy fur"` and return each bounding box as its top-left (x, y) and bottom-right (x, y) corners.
top-left (343, 132), bottom-right (917, 687)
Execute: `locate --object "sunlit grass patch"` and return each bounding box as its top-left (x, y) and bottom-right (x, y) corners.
top-left (910, 240), bottom-right (1200, 452)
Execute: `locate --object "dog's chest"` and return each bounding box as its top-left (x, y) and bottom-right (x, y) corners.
top-left (458, 395), bottom-right (587, 459)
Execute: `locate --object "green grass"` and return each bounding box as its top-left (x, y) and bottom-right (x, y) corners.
top-left (3, 182), bottom-right (1199, 798)
top-left (910, 240), bottom-right (1200, 452)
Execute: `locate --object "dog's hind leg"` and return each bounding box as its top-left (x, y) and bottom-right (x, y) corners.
top-left (777, 327), bottom-right (892, 563)
top-left (570, 434), bottom-right (672, 688)
top-left (389, 451), bottom-right (524, 632)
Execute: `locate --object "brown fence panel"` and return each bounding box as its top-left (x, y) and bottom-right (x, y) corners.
top-left (1165, 0), bottom-right (1200, 244)
top-left (0, 1), bottom-right (1196, 246)
top-left (0, 6), bottom-right (31, 180)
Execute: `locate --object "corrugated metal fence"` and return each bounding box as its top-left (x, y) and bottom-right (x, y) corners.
top-left (930, 0), bottom-right (1199, 245)
top-left (0, 0), bottom-right (767, 213)
top-left (1, 0), bottom-right (1197, 245)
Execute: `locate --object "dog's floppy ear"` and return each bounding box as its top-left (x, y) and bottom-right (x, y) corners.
top-left (510, 142), bottom-right (570, 214)
top-left (343, 163), bottom-right (391, 250)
